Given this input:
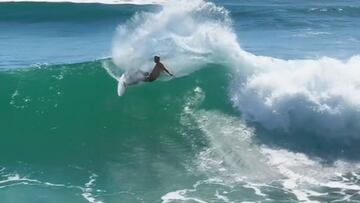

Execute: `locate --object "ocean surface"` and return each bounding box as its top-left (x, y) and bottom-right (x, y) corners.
top-left (1, 0), bottom-right (360, 202)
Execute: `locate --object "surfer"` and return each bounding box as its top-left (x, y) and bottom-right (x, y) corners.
top-left (144, 56), bottom-right (173, 82)
top-left (117, 56), bottom-right (173, 96)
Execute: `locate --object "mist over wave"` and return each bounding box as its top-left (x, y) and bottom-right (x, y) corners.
top-left (111, 0), bottom-right (243, 76)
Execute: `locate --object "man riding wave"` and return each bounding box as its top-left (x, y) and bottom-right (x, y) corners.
top-left (143, 56), bottom-right (173, 82)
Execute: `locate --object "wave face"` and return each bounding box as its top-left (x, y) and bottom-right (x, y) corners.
top-left (2, 60), bottom-right (360, 203)
top-left (1, 0), bottom-right (360, 202)
top-left (0, 61), bottom-right (235, 203)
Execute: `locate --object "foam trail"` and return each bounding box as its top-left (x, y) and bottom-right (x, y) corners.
top-left (173, 87), bottom-right (360, 203)
top-left (181, 87), bottom-right (279, 182)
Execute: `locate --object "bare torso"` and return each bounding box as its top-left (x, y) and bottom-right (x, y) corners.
top-left (148, 62), bottom-right (164, 81)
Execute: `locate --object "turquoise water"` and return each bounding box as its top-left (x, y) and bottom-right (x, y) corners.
top-left (0, 61), bottom-right (231, 202)
top-left (1, 1), bottom-right (360, 202)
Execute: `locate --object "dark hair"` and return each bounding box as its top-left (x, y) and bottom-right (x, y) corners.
top-left (154, 56), bottom-right (160, 60)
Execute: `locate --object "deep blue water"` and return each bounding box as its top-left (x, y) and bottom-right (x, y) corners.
top-left (1, 0), bottom-right (359, 69)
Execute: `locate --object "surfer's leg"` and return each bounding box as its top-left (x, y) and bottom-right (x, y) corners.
top-left (141, 71), bottom-right (150, 78)
top-left (134, 70), bottom-right (149, 80)
top-left (137, 70), bottom-right (151, 82)
top-left (144, 76), bottom-right (156, 82)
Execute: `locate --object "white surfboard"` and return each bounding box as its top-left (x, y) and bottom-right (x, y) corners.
top-left (117, 74), bottom-right (127, 96)
top-left (117, 70), bottom-right (149, 96)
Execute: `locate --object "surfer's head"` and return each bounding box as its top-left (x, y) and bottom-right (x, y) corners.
top-left (154, 56), bottom-right (160, 63)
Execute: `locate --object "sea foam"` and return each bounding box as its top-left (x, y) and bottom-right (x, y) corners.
top-left (111, 0), bottom-right (360, 140)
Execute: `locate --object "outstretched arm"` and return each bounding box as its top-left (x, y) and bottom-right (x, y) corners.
top-left (162, 64), bottom-right (174, 76)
